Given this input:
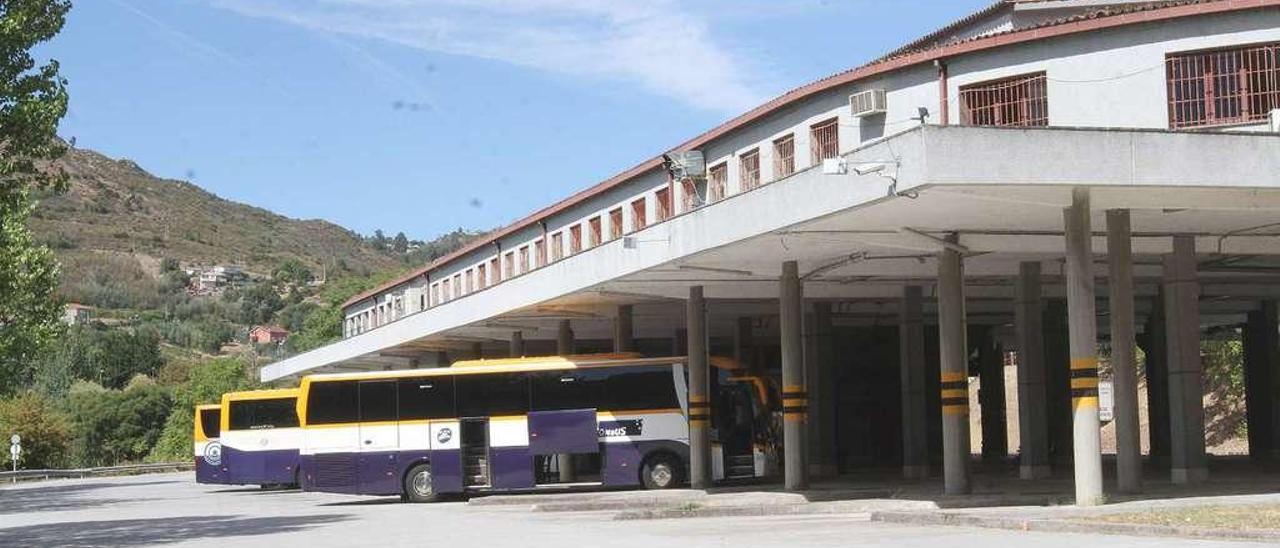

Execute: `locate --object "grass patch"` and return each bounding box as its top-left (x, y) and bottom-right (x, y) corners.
top-left (1087, 504), bottom-right (1280, 530)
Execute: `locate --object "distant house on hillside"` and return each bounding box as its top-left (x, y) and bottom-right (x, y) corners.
top-left (249, 325), bottom-right (289, 345)
top-left (62, 303), bottom-right (92, 325)
top-left (195, 265), bottom-right (248, 293)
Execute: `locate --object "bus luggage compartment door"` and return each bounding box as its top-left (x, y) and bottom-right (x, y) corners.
top-left (527, 409), bottom-right (599, 455)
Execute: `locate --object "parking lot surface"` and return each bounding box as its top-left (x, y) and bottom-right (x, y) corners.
top-left (0, 473), bottom-right (1270, 547)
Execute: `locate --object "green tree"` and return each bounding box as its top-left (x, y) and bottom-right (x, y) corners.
top-left (238, 282), bottom-right (283, 325)
top-left (148, 357), bottom-right (256, 461)
top-left (272, 258), bottom-right (313, 287)
top-left (393, 231), bottom-right (409, 253)
top-left (0, 391), bottom-right (71, 469)
top-left (67, 378), bottom-right (172, 466)
top-left (97, 328), bottom-right (163, 389)
top-left (0, 0), bottom-right (73, 395)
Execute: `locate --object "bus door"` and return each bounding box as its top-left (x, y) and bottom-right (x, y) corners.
top-left (357, 380), bottom-right (400, 495)
top-left (528, 371), bottom-right (601, 456)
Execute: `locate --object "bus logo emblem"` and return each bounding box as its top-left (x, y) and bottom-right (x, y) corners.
top-left (203, 442), bottom-right (222, 466)
top-left (436, 428), bottom-right (453, 444)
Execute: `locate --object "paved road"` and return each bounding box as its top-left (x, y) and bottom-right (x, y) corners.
top-left (0, 473), bottom-right (1267, 547)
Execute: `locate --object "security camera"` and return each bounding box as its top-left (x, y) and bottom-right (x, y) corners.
top-left (853, 163), bottom-right (886, 176)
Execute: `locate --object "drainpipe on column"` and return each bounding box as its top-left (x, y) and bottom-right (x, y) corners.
top-left (935, 59), bottom-right (949, 126)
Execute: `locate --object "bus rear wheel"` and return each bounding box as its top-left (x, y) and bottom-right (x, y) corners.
top-left (641, 453), bottom-right (682, 490)
top-left (403, 463), bottom-right (438, 503)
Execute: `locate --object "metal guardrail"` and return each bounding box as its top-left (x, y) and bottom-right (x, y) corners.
top-left (0, 462), bottom-right (193, 482)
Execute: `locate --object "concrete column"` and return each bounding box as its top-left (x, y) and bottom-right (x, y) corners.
top-left (1016, 262), bottom-right (1051, 480)
top-left (687, 286), bottom-right (712, 489)
top-left (780, 261), bottom-right (809, 491)
top-left (1245, 301), bottom-right (1278, 460)
top-left (556, 319), bottom-right (577, 482)
top-left (614, 304), bottom-right (634, 352)
top-left (1144, 291), bottom-right (1171, 468)
top-left (510, 331), bottom-right (525, 357)
top-left (1164, 235), bottom-right (1207, 484)
top-left (978, 328), bottom-right (1007, 462)
top-left (937, 238), bottom-right (970, 495)
top-left (1107, 209), bottom-right (1141, 493)
top-left (1063, 189), bottom-right (1104, 506)
top-left (809, 302), bottom-right (837, 476)
top-left (900, 285), bottom-right (929, 479)
top-left (557, 320), bottom-right (575, 355)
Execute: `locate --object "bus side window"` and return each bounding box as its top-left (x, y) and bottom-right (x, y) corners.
top-left (531, 369), bottom-right (606, 412)
top-left (602, 367), bottom-right (680, 412)
top-left (307, 381), bottom-right (359, 425)
top-left (398, 377), bottom-right (454, 420)
top-left (358, 381), bottom-right (398, 422)
top-left (201, 409), bottom-right (221, 438)
top-left (456, 373), bottom-right (529, 418)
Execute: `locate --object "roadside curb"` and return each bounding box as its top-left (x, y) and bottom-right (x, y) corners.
top-left (870, 510), bottom-right (1280, 542)
top-left (613, 500), bottom-right (937, 521)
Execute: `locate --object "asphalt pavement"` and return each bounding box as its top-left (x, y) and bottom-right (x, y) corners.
top-left (0, 473), bottom-right (1268, 547)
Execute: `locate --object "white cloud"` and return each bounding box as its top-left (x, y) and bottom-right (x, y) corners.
top-left (207, 0), bottom-right (766, 113)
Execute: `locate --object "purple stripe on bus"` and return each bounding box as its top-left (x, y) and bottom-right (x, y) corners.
top-left (429, 448), bottom-right (464, 494)
top-left (489, 446), bottom-right (535, 490)
top-left (527, 409), bottom-right (600, 455)
top-left (603, 440), bottom-right (689, 486)
top-left (195, 458), bottom-right (228, 484)
top-left (221, 446), bottom-right (299, 485)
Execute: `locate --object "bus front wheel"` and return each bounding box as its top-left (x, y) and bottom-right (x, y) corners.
top-left (641, 453), bottom-right (682, 490)
top-left (403, 463), bottom-right (438, 503)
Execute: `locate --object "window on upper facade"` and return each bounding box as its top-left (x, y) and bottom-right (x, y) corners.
top-left (519, 246), bottom-right (530, 273)
top-left (432, 284), bottom-right (440, 306)
top-left (960, 72), bottom-right (1049, 127)
top-left (588, 216), bottom-right (602, 247)
top-left (680, 179), bottom-right (702, 213)
top-left (477, 264), bottom-right (487, 289)
top-left (504, 252), bottom-right (515, 279)
top-left (570, 225), bottom-right (583, 254)
top-left (534, 239), bottom-right (546, 268)
top-left (739, 149), bottom-right (760, 191)
top-left (773, 134), bottom-right (794, 180)
top-left (708, 163), bottom-right (727, 202)
top-left (655, 188), bottom-right (672, 221)
top-left (631, 198), bottom-right (647, 233)
top-left (1167, 43), bottom-right (1280, 129)
top-left (452, 275), bottom-right (461, 298)
top-left (489, 258), bottom-right (500, 284)
top-left (608, 208), bottom-right (623, 241)
top-left (551, 232), bottom-right (564, 261)
top-left (465, 269), bottom-right (474, 294)
top-left (809, 119), bottom-right (839, 166)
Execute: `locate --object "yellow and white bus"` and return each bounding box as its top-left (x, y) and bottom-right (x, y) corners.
top-left (193, 404), bottom-right (225, 484)
top-left (219, 388), bottom-right (302, 488)
top-left (295, 354), bottom-right (777, 502)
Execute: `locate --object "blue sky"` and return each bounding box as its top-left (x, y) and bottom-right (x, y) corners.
top-left (44, 0), bottom-right (991, 240)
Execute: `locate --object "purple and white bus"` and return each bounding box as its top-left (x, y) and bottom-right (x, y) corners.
top-left (218, 388), bottom-right (302, 488)
top-left (193, 404), bottom-right (225, 484)
top-left (296, 354), bottom-right (777, 502)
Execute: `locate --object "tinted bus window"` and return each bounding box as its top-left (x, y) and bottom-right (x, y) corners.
top-left (307, 380), bottom-right (358, 425)
top-left (456, 373), bottom-right (529, 417)
top-left (359, 380), bottom-right (398, 422)
top-left (398, 377), bottom-right (454, 420)
top-left (200, 409), bottom-right (221, 439)
top-left (229, 398), bottom-right (299, 430)
top-left (602, 366), bottom-right (679, 411)
top-left (530, 368), bottom-right (607, 412)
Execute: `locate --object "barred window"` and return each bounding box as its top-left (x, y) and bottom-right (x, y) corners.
top-left (655, 188), bottom-right (672, 221)
top-left (960, 72), bottom-right (1048, 127)
top-left (809, 118), bottom-right (839, 166)
top-left (1167, 43), bottom-right (1280, 129)
top-left (631, 198), bottom-right (647, 232)
top-left (708, 163), bottom-right (727, 202)
top-left (773, 134), bottom-right (794, 180)
top-left (569, 225), bottom-right (582, 254)
top-left (588, 216), bottom-right (602, 247)
top-left (551, 232), bottom-right (564, 261)
top-left (608, 208), bottom-right (623, 240)
top-left (739, 149), bottom-right (760, 191)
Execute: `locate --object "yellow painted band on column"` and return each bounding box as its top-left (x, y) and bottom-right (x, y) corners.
top-left (940, 372), bottom-right (966, 382)
top-left (1072, 397), bottom-right (1099, 409)
top-left (783, 385), bottom-right (805, 393)
top-left (783, 398), bottom-right (808, 405)
top-left (1070, 377), bottom-right (1099, 389)
top-left (1070, 357), bottom-right (1099, 369)
top-left (689, 395), bottom-right (708, 403)
top-left (942, 406), bottom-right (969, 416)
top-left (940, 389), bottom-right (967, 399)
top-left (784, 413), bottom-right (807, 421)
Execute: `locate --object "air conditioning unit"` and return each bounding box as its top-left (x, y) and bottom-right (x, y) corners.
top-left (850, 89), bottom-right (888, 118)
top-left (663, 151), bottom-right (706, 181)
top-left (1271, 109), bottom-right (1280, 132)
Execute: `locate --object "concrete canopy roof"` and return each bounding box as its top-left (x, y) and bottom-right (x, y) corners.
top-left (264, 126), bottom-right (1280, 381)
